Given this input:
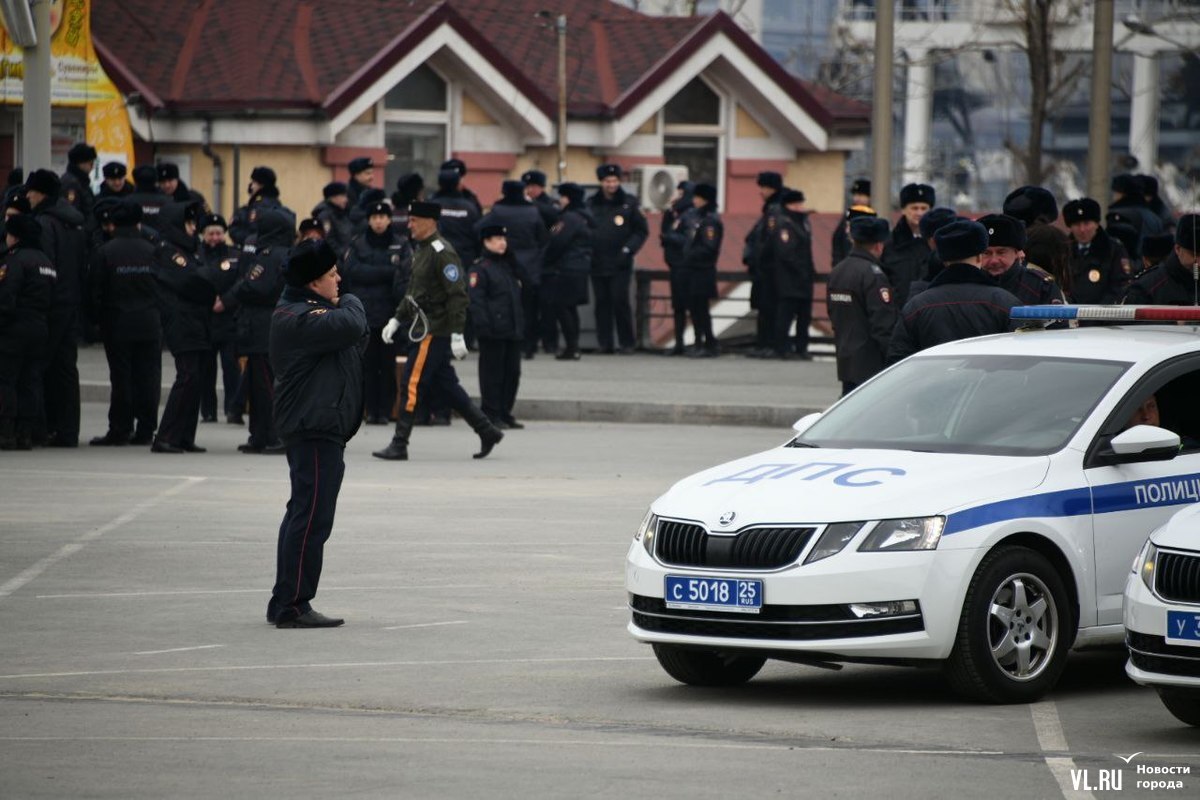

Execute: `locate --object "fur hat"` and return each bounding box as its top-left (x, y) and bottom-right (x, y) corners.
top-left (5, 194), bottom-right (30, 214)
top-left (692, 183), bottom-right (717, 204)
top-left (68, 143), bottom-right (97, 165)
top-left (156, 162), bottom-right (181, 181)
top-left (480, 224), bottom-right (507, 240)
top-left (322, 181), bottom-right (347, 199)
top-left (5, 213), bottom-right (42, 244)
top-left (284, 240), bottom-right (338, 287)
top-left (596, 163), bottom-right (621, 181)
top-left (132, 165), bottom-right (158, 190)
top-left (111, 201), bottom-right (144, 227)
top-left (850, 216), bottom-right (890, 245)
top-left (501, 180), bottom-right (526, 201)
top-left (1141, 232), bottom-right (1175, 261)
top-left (102, 161), bottom-right (126, 179)
top-left (521, 170), bottom-right (547, 187)
top-left (298, 217), bottom-right (323, 236)
top-left (24, 168), bottom-right (61, 197)
top-left (1003, 186), bottom-right (1059, 226)
top-left (978, 213), bottom-right (1027, 250)
top-left (918, 207), bottom-right (958, 240)
top-left (250, 166), bottom-right (277, 187)
top-left (780, 189), bottom-right (806, 206)
top-left (556, 182), bottom-right (585, 205)
top-left (441, 158), bottom-right (467, 176)
top-left (348, 157), bottom-right (373, 175)
top-left (408, 200), bottom-right (442, 220)
top-left (1177, 214), bottom-right (1200, 252)
top-left (366, 200), bottom-right (392, 217)
top-left (850, 178), bottom-right (871, 196)
top-left (200, 213), bottom-right (226, 230)
top-left (1062, 198), bottom-right (1101, 225)
top-left (935, 220), bottom-right (990, 262)
top-left (1111, 174), bottom-right (1141, 197)
top-left (899, 183), bottom-right (935, 207)
top-left (756, 171), bottom-right (783, 190)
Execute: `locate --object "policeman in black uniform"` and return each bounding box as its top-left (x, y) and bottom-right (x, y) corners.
top-left (678, 182), bottom-right (723, 358)
top-left (1124, 214), bottom-right (1200, 305)
top-left (232, 209), bottom-right (291, 453)
top-left (1138, 233), bottom-right (1175, 277)
top-left (469, 224), bottom-right (525, 428)
top-left (298, 217), bottom-right (324, 242)
top-left (346, 157), bottom-right (374, 208)
top-left (771, 189), bottom-right (815, 359)
top-left (87, 201), bottom-right (162, 446)
top-left (888, 220), bottom-right (1021, 363)
top-left (660, 180), bottom-right (694, 355)
top-left (977, 213), bottom-right (1065, 306)
top-left (431, 169), bottom-right (481, 270)
top-left (0, 214), bottom-right (53, 450)
top-left (522, 169), bottom-right (559, 229)
top-left (827, 216), bottom-right (897, 396)
top-left (1063, 198), bottom-right (1130, 304)
top-left (440, 158), bottom-right (483, 215)
top-left (831, 178), bottom-right (871, 269)
top-left (268, 240), bottom-right (367, 629)
top-left (98, 162), bottom-right (133, 199)
top-left (881, 183), bottom-right (935, 308)
top-left (60, 143), bottom-right (97, 226)
top-left (1002, 185), bottom-right (1059, 229)
top-left (392, 172), bottom-right (425, 218)
top-left (198, 214), bottom-right (241, 424)
top-left (342, 200), bottom-right (412, 424)
top-left (229, 166), bottom-right (296, 247)
top-left (588, 164), bottom-right (647, 353)
top-left (743, 171), bottom-right (787, 357)
top-left (157, 162), bottom-right (207, 208)
top-left (127, 165), bottom-right (169, 231)
top-left (313, 182), bottom-right (353, 255)
top-left (543, 183), bottom-right (593, 361)
top-left (373, 201), bottom-right (504, 460)
top-left (152, 202), bottom-right (215, 453)
top-left (478, 180), bottom-right (547, 359)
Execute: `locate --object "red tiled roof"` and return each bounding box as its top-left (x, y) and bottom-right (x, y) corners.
top-left (92, 0), bottom-right (866, 131)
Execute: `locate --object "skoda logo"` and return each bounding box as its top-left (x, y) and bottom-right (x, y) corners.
top-left (718, 511), bottom-right (736, 527)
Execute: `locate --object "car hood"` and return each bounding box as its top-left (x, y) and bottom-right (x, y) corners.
top-left (1151, 504), bottom-right (1200, 552)
top-left (654, 447), bottom-right (1051, 529)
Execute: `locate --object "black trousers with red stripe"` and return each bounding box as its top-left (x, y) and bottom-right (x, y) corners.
top-left (269, 437), bottom-right (346, 623)
top-left (245, 353), bottom-right (279, 448)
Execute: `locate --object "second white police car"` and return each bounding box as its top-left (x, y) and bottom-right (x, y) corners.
top-left (627, 305), bottom-right (1200, 703)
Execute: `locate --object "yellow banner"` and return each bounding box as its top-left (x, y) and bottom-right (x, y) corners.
top-left (0, 0), bottom-right (132, 167)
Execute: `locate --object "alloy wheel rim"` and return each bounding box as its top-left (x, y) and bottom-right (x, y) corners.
top-left (986, 571), bottom-right (1058, 682)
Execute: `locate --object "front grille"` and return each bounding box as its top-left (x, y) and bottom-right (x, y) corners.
top-left (1127, 632), bottom-right (1200, 679)
top-left (654, 520), bottom-right (816, 569)
top-left (1156, 550), bottom-right (1200, 604)
top-left (629, 594), bottom-right (924, 641)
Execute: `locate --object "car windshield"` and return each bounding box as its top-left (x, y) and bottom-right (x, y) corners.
top-left (795, 354), bottom-right (1131, 456)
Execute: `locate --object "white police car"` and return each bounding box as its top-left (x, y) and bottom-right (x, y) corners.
top-left (1126, 505), bottom-right (1200, 725)
top-left (628, 305), bottom-right (1200, 703)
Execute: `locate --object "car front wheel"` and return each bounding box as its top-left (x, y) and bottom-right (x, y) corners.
top-left (652, 644), bottom-right (765, 687)
top-left (945, 546), bottom-right (1073, 703)
top-left (1158, 689), bottom-right (1200, 726)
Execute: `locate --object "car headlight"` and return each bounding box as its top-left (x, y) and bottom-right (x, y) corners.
top-left (857, 517), bottom-right (945, 552)
top-left (804, 522), bottom-right (866, 564)
top-left (1135, 541), bottom-right (1159, 592)
top-left (635, 511), bottom-right (658, 556)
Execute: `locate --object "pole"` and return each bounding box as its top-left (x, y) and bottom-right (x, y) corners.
top-left (1087, 0), bottom-right (1114, 211)
top-left (22, 0), bottom-right (52, 170)
top-left (871, 0), bottom-right (894, 214)
top-left (556, 14), bottom-right (567, 184)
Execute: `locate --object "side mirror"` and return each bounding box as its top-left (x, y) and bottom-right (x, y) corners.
top-left (792, 412), bottom-right (822, 436)
top-left (1103, 425), bottom-right (1181, 464)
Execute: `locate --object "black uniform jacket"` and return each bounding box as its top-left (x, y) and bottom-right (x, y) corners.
top-left (313, 200), bottom-right (354, 255)
top-left (542, 204), bottom-right (593, 306)
top-left (231, 214), bottom-right (290, 355)
top-left (677, 205), bottom-right (723, 300)
top-left (32, 197), bottom-right (87, 312)
top-left (826, 248), bottom-right (898, 384)
top-left (0, 243), bottom-right (54, 352)
top-left (660, 192), bottom-right (694, 270)
top-left (477, 198), bottom-right (547, 285)
top-left (342, 229), bottom-right (412, 328)
top-left (229, 188), bottom-right (296, 247)
top-left (996, 262), bottom-right (1065, 306)
top-left (468, 251), bottom-right (524, 341)
top-left (587, 188), bottom-right (648, 277)
top-left (126, 189), bottom-right (169, 231)
top-left (431, 191), bottom-right (482, 269)
top-left (60, 164), bottom-right (96, 226)
top-left (200, 242), bottom-right (240, 345)
top-left (880, 219), bottom-right (931, 309)
top-left (1068, 228), bottom-right (1130, 305)
top-left (1123, 253), bottom-right (1200, 305)
top-left (90, 226), bottom-right (162, 342)
top-left (887, 262), bottom-right (1021, 364)
top-left (270, 287), bottom-right (367, 446)
top-left (772, 209), bottom-right (815, 300)
top-left (155, 213), bottom-right (215, 355)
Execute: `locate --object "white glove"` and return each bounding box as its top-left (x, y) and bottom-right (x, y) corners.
top-left (382, 318), bottom-right (401, 344)
top-left (450, 333), bottom-right (469, 360)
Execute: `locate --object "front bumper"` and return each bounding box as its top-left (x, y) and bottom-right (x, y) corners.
top-left (625, 538), bottom-right (978, 661)
top-left (1124, 570), bottom-right (1200, 689)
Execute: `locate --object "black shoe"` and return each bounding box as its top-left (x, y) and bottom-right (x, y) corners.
top-left (201, 415), bottom-right (218, 423)
top-left (129, 432), bottom-right (153, 445)
top-left (46, 436), bottom-right (78, 448)
top-left (151, 440), bottom-right (184, 454)
top-left (555, 349), bottom-right (581, 361)
top-left (596, 347), bottom-right (615, 355)
top-left (490, 417), bottom-right (511, 430)
top-left (502, 417), bottom-right (524, 430)
top-left (663, 344), bottom-right (686, 356)
top-left (263, 442), bottom-right (287, 455)
top-left (225, 413), bottom-right (245, 425)
top-left (617, 346), bottom-right (635, 355)
top-left (365, 415), bottom-right (384, 425)
top-left (89, 433), bottom-right (129, 446)
top-left (275, 609), bottom-right (344, 629)
top-left (474, 426), bottom-right (503, 460)
top-left (372, 440), bottom-right (409, 460)
top-left (523, 350), bottom-right (536, 361)
top-left (793, 352), bottom-right (813, 361)
top-left (181, 443), bottom-right (207, 453)
top-left (237, 443), bottom-right (263, 454)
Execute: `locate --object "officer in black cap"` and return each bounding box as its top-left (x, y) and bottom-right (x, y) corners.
top-left (1110, 174), bottom-right (1164, 237)
top-left (1124, 214), bottom-right (1200, 306)
top-left (468, 224), bottom-right (525, 428)
top-left (768, 189), bottom-right (815, 360)
top-left (268, 239), bottom-right (368, 629)
top-left (588, 163), bottom-right (647, 353)
top-left (908, 206), bottom-right (961, 295)
top-left (0, 213), bottom-right (53, 450)
top-left (311, 182), bottom-right (351, 253)
top-left (229, 166), bottom-right (296, 247)
top-left (660, 180), bottom-right (695, 355)
top-left (392, 172), bottom-right (425, 218)
top-left (675, 182), bottom-right (723, 358)
top-left (127, 165), bottom-right (169, 229)
top-left (1138, 233), bottom-right (1175, 276)
top-left (157, 162), bottom-right (207, 208)
top-left (87, 201), bottom-right (162, 446)
top-left (98, 162), bottom-right (133, 199)
top-left (743, 170), bottom-right (787, 357)
top-left (828, 216), bottom-right (897, 395)
top-left (881, 182), bottom-right (935, 309)
top-left (1063, 198), bottom-right (1130, 304)
top-left (347, 157), bottom-right (374, 208)
top-left (60, 142), bottom-right (97, 224)
top-left (372, 200), bottom-right (504, 460)
top-left (478, 180), bottom-right (547, 359)
top-left (440, 158), bottom-right (483, 215)
top-left (1002, 186), bottom-right (1059, 228)
top-left (430, 168), bottom-right (482, 273)
top-left (542, 183), bottom-right (593, 361)
top-left (198, 213), bottom-right (241, 425)
top-left (521, 169), bottom-right (559, 229)
top-left (831, 178), bottom-right (871, 269)
top-left (151, 201), bottom-right (215, 454)
top-left (342, 199), bottom-right (412, 424)
top-left (297, 218), bottom-right (323, 242)
top-left (1139, 174), bottom-right (1175, 234)
top-left (888, 220), bottom-right (1021, 363)
top-left (1105, 209), bottom-right (1144, 263)
top-left (977, 213), bottom-right (1064, 306)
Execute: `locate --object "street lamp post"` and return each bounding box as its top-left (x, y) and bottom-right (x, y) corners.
top-left (1087, 0), bottom-right (1114, 210)
top-left (556, 13), bottom-right (567, 184)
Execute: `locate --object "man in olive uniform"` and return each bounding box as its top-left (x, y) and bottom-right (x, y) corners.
top-left (372, 201), bottom-right (504, 461)
top-left (827, 216), bottom-right (896, 396)
top-left (588, 163), bottom-right (647, 354)
top-left (1063, 198), bottom-right (1130, 304)
top-left (977, 213), bottom-right (1065, 306)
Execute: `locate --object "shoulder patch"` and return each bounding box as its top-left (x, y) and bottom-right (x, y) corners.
top-left (220, 259), bottom-right (232, 271)
top-left (870, 264), bottom-right (884, 275)
top-left (250, 264), bottom-right (264, 280)
top-left (1026, 264), bottom-right (1053, 281)
top-left (443, 263), bottom-right (460, 282)
top-left (173, 254), bottom-right (187, 268)
top-left (880, 287), bottom-right (892, 304)
top-left (469, 271), bottom-right (479, 288)
top-left (431, 240), bottom-right (445, 253)
top-left (0, 264), bottom-right (7, 282)
top-left (308, 308), bottom-right (329, 316)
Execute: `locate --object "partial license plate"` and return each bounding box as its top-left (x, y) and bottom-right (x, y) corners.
top-left (665, 575), bottom-right (763, 614)
top-left (1166, 610), bottom-right (1200, 648)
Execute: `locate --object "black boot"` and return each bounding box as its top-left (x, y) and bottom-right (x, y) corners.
top-left (372, 414), bottom-right (413, 460)
top-left (0, 419), bottom-right (15, 450)
top-left (461, 404), bottom-right (504, 459)
top-left (14, 421), bottom-right (32, 450)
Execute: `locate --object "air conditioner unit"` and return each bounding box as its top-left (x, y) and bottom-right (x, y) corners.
top-left (632, 164), bottom-right (689, 211)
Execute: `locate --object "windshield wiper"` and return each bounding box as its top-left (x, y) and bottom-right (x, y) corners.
top-left (787, 439), bottom-right (819, 448)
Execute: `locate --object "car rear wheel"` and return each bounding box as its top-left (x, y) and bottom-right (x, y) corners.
top-left (652, 644), bottom-right (765, 686)
top-left (945, 546), bottom-right (1073, 703)
top-left (1158, 689), bottom-right (1200, 726)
